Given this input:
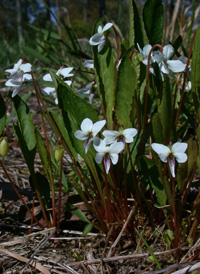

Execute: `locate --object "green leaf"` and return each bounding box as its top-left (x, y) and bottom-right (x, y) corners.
top-left (158, 76), bottom-right (172, 144)
top-left (49, 110), bottom-right (78, 161)
top-left (177, 139), bottom-right (197, 192)
top-left (29, 172), bottom-right (50, 207)
top-left (28, 24), bottom-right (61, 40)
top-left (143, 0), bottom-right (163, 45)
top-left (163, 229), bottom-right (173, 249)
top-left (137, 155), bottom-right (166, 206)
top-left (57, 79), bottom-right (98, 125)
top-left (60, 19), bottom-right (81, 52)
top-left (136, 229), bottom-right (161, 269)
top-left (129, 0), bottom-right (148, 47)
top-left (6, 93), bottom-right (32, 127)
top-left (35, 130), bottom-right (53, 186)
top-left (82, 223), bottom-right (93, 237)
top-left (65, 202), bottom-right (90, 223)
top-left (93, 33), bottom-right (115, 129)
top-left (56, 79), bottom-right (100, 176)
top-left (22, 45), bottom-right (51, 64)
top-left (191, 25), bottom-right (200, 121)
top-left (13, 123), bottom-right (36, 172)
top-left (0, 94), bottom-right (6, 135)
top-left (115, 48), bottom-right (137, 128)
top-left (12, 95), bottom-right (36, 151)
top-left (152, 113), bottom-right (164, 143)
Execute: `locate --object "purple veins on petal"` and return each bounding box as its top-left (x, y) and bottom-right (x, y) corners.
top-left (168, 156), bottom-right (176, 178)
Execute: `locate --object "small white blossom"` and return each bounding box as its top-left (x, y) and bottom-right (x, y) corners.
top-left (78, 81), bottom-right (97, 104)
top-left (89, 23), bottom-right (113, 53)
top-left (152, 142), bottom-right (188, 178)
top-left (94, 138), bottom-right (124, 173)
top-left (83, 60), bottom-right (94, 69)
top-left (74, 118), bottom-right (106, 153)
top-left (103, 127), bottom-right (138, 145)
top-left (152, 45), bottom-right (186, 75)
top-left (5, 59), bottom-right (32, 97)
top-left (5, 73), bottom-right (32, 97)
top-left (43, 66), bottom-right (73, 104)
top-left (137, 44), bottom-right (155, 74)
top-left (5, 59), bottom-right (32, 79)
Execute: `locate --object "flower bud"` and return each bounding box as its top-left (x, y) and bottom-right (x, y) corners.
top-left (55, 145), bottom-right (64, 162)
top-left (0, 137), bottom-right (9, 157)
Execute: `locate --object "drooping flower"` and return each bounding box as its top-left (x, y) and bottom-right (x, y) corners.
top-left (74, 118), bottom-right (106, 153)
top-left (137, 44), bottom-right (155, 74)
top-left (56, 67), bottom-right (74, 78)
top-left (5, 59), bottom-right (32, 97)
top-left (89, 22), bottom-right (113, 53)
top-left (77, 81), bottom-right (97, 104)
top-left (152, 45), bottom-right (186, 75)
top-left (5, 73), bottom-right (32, 97)
top-left (151, 142), bottom-right (188, 178)
top-left (42, 66), bottom-right (73, 104)
top-left (103, 127), bottom-right (138, 145)
top-left (5, 59), bottom-right (32, 78)
top-left (83, 60), bottom-right (94, 69)
top-left (93, 138), bottom-right (124, 173)
top-left (179, 56), bottom-right (191, 91)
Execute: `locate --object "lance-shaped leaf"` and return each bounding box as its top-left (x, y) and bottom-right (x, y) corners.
top-left (129, 0), bottom-right (148, 48)
top-left (191, 25), bottom-right (200, 121)
top-left (115, 49), bottom-right (137, 128)
top-left (92, 25), bottom-right (115, 129)
top-left (152, 113), bottom-right (164, 144)
top-left (13, 123), bottom-right (36, 173)
top-left (157, 76), bottom-right (173, 144)
top-left (65, 202), bottom-right (91, 224)
top-left (0, 94), bottom-right (6, 136)
top-left (56, 79), bottom-right (99, 165)
top-left (12, 95), bottom-right (36, 151)
top-left (49, 110), bottom-right (78, 161)
top-left (36, 130), bottom-right (54, 186)
top-left (29, 172), bottom-right (50, 208)
top-left (177, 139), bottom-right (196, 193)
top-left (143, 0), bottom-right (163, 45)
top-left (137, 155), bottom-right (167, 206)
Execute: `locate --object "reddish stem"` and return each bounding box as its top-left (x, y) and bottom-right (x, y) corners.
top-left (175, 31), bottom-right (197, 126)
top-left (57, 158), bottom-right (63, 235)
top-left (141, 44), bottom-right (163, 154)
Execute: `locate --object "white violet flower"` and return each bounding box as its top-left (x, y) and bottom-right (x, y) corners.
top-left (94, 138), bottom-right (124, 173)
top-left (5, 59), bottom-right (32, 78)
top-left (152, 45), bottom-right (186, 75)
top-left (89, 22), bottom-right (113, 53)
top-left (78, 81), bottom-right (97, 104)
top-left (5, 59), bottom-right (32, 97)
top-left (103, 127), bottom-right (138, 145)
top-left (137, 44), bottom-right (155, 74)
top-left (151, 142), bottom-right (188, 178)
top-left (43, 66), bottom-right (73, 104)
top-left (74, 118), bottom-right (106, 153)
top-left (83, 60), bottom-right (94, 69)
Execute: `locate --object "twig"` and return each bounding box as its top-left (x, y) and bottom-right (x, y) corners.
top-left (69, 245), bottom-right (188, 266)
top-left (171, 262), bottom-right (200, 274)
top-left (57, 263), bottom-right (80, 274)
top-left (147, 260), bottom-right (199, 274)
top-left (19, 227), bottom-right (56, 274)
top-left (180, 236), bottom-right (200, 263)
top-left (107, 206), bottom-right (135, 258)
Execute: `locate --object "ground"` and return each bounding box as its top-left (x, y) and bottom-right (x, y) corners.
top-left (0, 88), bottom-right (200, 274)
